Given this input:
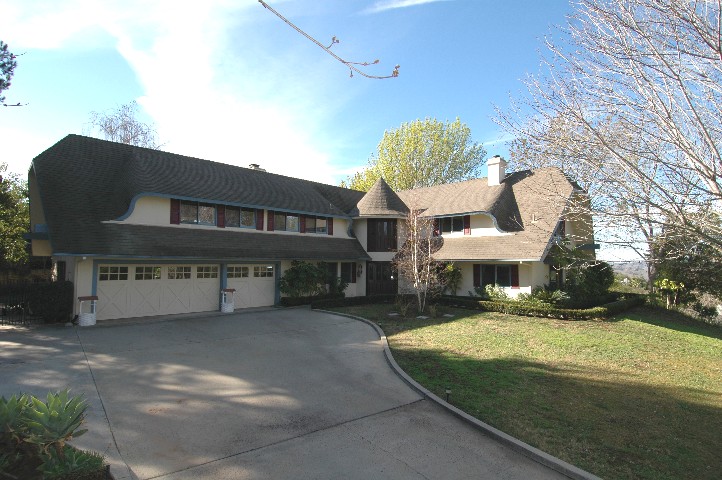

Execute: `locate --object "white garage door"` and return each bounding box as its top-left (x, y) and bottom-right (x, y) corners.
top-left (226, 264), bottom-right (276, 308)
top-left (96, 265), bottom-right (220, 320)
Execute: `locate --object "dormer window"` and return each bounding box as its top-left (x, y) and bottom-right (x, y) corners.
top-left (305, 216), bottom-right (328, 234)
top-left (225, 206), bottom-right (255, 229)
top-left (180, 201), bottom-right (216, 225)
top-left (274, 212), bottom-right (300, 232)
top-left (442, 216), bottom-right (464, 234)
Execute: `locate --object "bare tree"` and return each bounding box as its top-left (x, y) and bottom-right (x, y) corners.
top-left (86, 101), bottom-right (162, 149)
top-left (393, 207), bottom-right (443, 314)
top-left (497, 0), bottom-right (722, 282)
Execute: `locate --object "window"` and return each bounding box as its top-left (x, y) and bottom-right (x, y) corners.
top-left (440, 216), bottom-right (465, 234)
top-left (197, 266), bottom-right (219, 279)
top-left (225, 206), bottom-right (255, 228)
top-left (341, 262), bottom-right (356, 283)
top-left (254, 265), bottom-right (274, 278)
top-left (168, 266), bottom-right (192, 279)
top-left (273, 212), bottom-right (300, 232)
top-left (227, 266), bottom-right (249, 278)
top-left (135, 266), bottom-right (161, 280)
top-left (99, 266), bottom-right (128, 281)
top-left (180, 201), bottom-right (216, 225)
top-left (305, 216), bottom-right (327, 234)
top-left (367, 219), bottom-right (397, 252)
top-left (475, 264), bottom-right (518, 289)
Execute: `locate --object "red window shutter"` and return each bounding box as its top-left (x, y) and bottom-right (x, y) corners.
top-left (170, 199), bottom-right (180, 224)
top-left (255, 209), bottom-right (264, 230)
top-left (463, 215), bottom-right (471, 235)
top-left (473, 264), bottom-right (481, 287)
top-left (217, 205), bottom-right (225, 228)
top-left (327, 217), bottom-right (334, 235)
top-left (511, 265), bottom-right (520, 288)
top-left (433, 218), bottom-right (440, 236)
top-left (267, 210), bottom-right (274, 231)
top-left (299, 215), bottom-right (306, 233)
top-left (351, 263), bottom-right (357, 283)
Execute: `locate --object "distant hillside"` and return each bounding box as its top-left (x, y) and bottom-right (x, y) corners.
top-left (609, 261), bottom-right (648, 280)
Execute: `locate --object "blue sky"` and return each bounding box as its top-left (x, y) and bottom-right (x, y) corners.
top-left (1, 0), bottom-right (574, 186)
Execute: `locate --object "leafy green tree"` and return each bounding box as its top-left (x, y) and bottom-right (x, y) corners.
top-left (0, 165), bottom-right (29, 265)
top-left (343, 118), bottom-right (486, 191)
top-left (1, 40), bottom-right (18, 106)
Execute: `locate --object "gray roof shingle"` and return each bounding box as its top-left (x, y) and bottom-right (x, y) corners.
top-left (32, 135), bottom-right (369, 260)
top-left (351, 177), bottom-right (409, 217)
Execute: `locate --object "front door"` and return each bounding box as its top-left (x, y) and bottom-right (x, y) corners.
top-left (366, 261), bottom-right (398, 296)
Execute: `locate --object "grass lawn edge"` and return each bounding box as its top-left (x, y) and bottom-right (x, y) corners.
top-left (317, 308), bottom-right (603, 480)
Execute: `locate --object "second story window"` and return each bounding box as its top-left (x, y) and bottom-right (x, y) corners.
top-left (305, 216), bottom-right (327, 234)
top-left (274, 212), bottom-right (300, 232)
top-left (181, 201), bottom-right (216, 226)
top-left (225, 206), bottom-right (255, 228)
top-left (441, 216), bottom-right (464, 234)
top-left (367, 219), bottom-right (397, 252)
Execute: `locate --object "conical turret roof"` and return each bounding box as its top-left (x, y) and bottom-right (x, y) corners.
top-left (352, 177), bottom-right (409, 217)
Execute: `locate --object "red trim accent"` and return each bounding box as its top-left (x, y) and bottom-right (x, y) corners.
top-left (217, 205), bottom-right (225, 228)
top-left (463, 215), bottom-right (471, 235)
top-left (299, 215), bottom-right (306, 233)
top-left (511, 265), bottom-right (520, 288)
top-left (267, 210), bottom-right (274, 231)
top-left (78, 296), bottom-right (98, 301)
top-left (222, 288), bottom-right (236, 293)
top-left (170, 199), bottom-right (180, 224)
top-left (255, 209), bottom-right (264, 230)
top-left (473, 264), bottom-right (480, 287)
top-left (327, 217), bottom-right (334, 235)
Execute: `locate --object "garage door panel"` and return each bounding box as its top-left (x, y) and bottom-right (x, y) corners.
top-left (227, 264), bottom-right (275, 309)
top-left (97, 264), bottom-right (220, 320)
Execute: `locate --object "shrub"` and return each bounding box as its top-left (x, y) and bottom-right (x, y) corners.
top-left (442, 264), bottom-right (463, 296)
top-left (279, 261), bottom-right (327, 298)
top-left (436, 294), bottom-right (645, 320)
top-left (469, 284), bottom-right (510, 301)
top-left (565, 261), bottom-right (615, 307)
top-left (0, 390), bottom-right (106, 480)
top-left (395, 295), bottom-right (415, 317)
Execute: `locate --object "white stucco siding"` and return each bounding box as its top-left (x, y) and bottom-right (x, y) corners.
top-left (450, 261), bottom-right (549, 299)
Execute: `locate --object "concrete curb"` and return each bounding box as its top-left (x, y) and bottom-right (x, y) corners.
top-left (318, 309), bottom-right (602, 480)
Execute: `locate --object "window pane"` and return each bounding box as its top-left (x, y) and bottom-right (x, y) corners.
top-left (240, 208), bottom-right (255, 227)
top-left (228, 266), bottom-right (249, 278)
top-left (254, 265), bottom-right (274, 277)
top-left (286, 215), bottom-right (299, 232)
top-left (316, 217), bottom-right (327, 233)
top-left (496, 265), bottom-right (511, 287)
top-left (341, 262), bottom-right (355, 283)
top-left (452, 216), bottom-right (464, 232)
top-left (198, 204), bottom-right (216, 225)
top-left (274, 213), bottom-right (286, 231)
top-left (197, 266), bottom-right (218, 279)
top-left (442, 217), bottom-right (452, 233)
top-left (225, 207), bottom-right (240, 228)
top-left (180, 201), bottom-right (198, 223)
top-left (306, 216), bottom-right (316, 232)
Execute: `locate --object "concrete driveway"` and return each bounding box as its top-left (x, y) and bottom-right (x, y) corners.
top-left (1, 309), bottom-right (571, 479)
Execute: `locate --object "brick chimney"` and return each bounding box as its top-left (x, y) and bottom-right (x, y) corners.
top-left (487, 155), bottom-right (507, 186)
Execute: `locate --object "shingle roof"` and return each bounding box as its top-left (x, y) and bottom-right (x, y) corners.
top-left (427, 169), bottom-right (577, 261)
top-left (351, 177), bottom-right (409, 217)
top-left (32, 135), bottom-right (369, 260)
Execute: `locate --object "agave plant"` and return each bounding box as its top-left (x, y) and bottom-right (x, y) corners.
top-left (0, 393), bottom-right (30, 446)
top-left (38, 446), bottom-right (105, 478)
top-left (22, 390), bottom-right (88, 460)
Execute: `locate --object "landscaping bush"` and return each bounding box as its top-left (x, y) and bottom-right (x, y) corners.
top-left (0, 390), bottom-right (108, 480)
top-left (436, 294), bottom-right (645, 320)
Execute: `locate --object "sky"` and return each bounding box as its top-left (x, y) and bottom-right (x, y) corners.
top-left (1, 1), bottom-right (635, 260)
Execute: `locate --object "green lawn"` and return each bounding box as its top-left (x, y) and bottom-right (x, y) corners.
top-left (330, 304), bottom-right (722, 480)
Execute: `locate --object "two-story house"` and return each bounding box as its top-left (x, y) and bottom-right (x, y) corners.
top-left (27, 135), bottom-right (594, 321)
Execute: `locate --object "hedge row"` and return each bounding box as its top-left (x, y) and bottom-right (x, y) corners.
top-left (0, 281), bottom-right (74, 323)
top-left (279, 293), bottom-right (345, 307)
top-left (311, 294), bottom-right (399, 309)
top-left (435, 294), bottom-right (647, 320)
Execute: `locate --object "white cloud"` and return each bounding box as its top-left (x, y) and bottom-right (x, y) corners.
top-left (0, 0), bottom-right (353, 185)
top-left (363, 0), bottom-right (452, 14)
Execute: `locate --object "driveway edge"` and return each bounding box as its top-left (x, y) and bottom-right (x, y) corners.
top-left (318, 309), bottom-right (602, 480)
